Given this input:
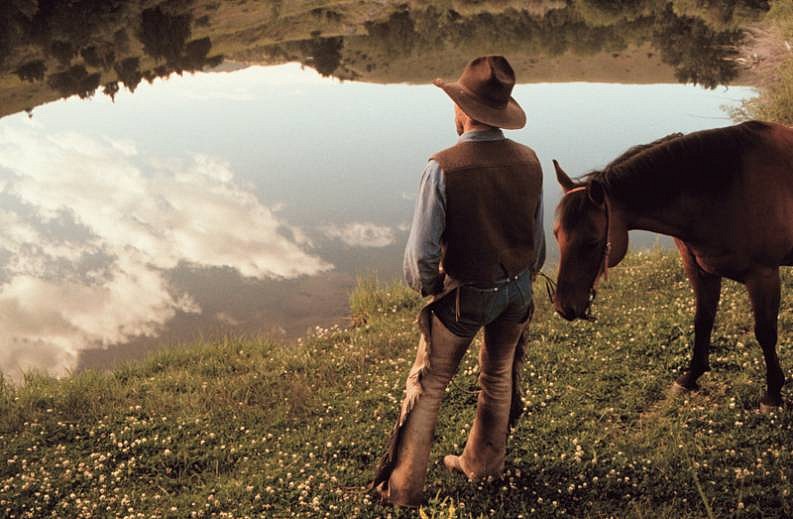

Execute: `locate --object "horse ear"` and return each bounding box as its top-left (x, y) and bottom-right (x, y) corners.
top-left (553, 160), bottom-right (576, 192)
top-left (588, 180), bottom-right (605, 206)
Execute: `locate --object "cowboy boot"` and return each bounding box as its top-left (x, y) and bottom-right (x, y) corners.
top-left (445, 318), bottom-right (524, 479)
top-left (379, 314), bottom-right (471, 507)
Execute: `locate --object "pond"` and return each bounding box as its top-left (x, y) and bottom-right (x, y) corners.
top-left (0, 0), bottom-right (772, 378)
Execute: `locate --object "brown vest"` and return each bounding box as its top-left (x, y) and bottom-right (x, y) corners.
top-left (432, 139), bottom-right (542, 284)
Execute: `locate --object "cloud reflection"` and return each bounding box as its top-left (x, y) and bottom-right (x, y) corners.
top-left (0, 125), bottom-right (330, 378)
top-left (323, 222), bottom-right (396, 248)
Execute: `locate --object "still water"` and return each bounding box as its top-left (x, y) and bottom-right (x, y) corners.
top-left (0, 1), bottom-right (766, 377)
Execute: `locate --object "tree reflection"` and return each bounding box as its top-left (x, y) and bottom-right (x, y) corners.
top-left (652, 5), bottom-right (744, 88)
top-left (303, 37), bottom-right (344, 77)
top-left (0, 0), bottom-right (774, 117)
top-left (320, 2), bottom-right (758, 87)
top-left (114, 57), bottom-right (142, 93)
top-left (47, 65), bottom-right (101, 99)
top-left (0, 0), bottom-right (223, 111)
top-left (140, 7), bottom-right (193, 63)
top-left (15, 60), bottom-right (46, 82)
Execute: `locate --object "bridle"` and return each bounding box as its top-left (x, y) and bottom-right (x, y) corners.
top-left (566, 186), bottom-right (612, 281)
top-left (545, 185), bottom-right (612, 321)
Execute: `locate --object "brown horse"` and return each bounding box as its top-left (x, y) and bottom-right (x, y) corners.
top-left (553, 120), bottom-right (793, 411)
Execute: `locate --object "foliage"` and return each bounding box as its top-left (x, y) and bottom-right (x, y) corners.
top-left (14, 60), bottom-right (46, 82)
top-left (46, 65), bottom-right (101, 99)
top-left (300, 36), bottom-right (344, 76)
top-left (80, 44), bottom-right (116, 71)
top-left (741, 59), bottom-right (793, 124)
top-left (0, 0), bottom-right (221, 110)
top-left (2, 251), bottom-right (792, 517)
top-left (114, 56), bottom-right (143, 93)
top-left (139, 7), bottom-right (193, 63)
top-left (316, 1), bottom-right (755, 88)
top-left (574, 0), bottom-right (657, 27)
top-left (767, 0), bottom-right (793, 39)
top-left (737, 0), bottom-right (793, 124)
top-left (652, 5), bottom-right (743, 88)
top-left (671, 0), bottom-right (770, 28)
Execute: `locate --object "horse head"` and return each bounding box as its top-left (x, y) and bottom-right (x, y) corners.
top-left (552, 160), bottom-right (628, 320)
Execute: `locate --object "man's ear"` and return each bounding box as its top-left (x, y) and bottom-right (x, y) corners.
top-left (588, 180), bottom-right (606, 206)
top-left (553, 160), bottom-right (576, 192)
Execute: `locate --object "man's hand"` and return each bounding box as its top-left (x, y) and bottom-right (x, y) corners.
top-left (421, 272), bottom-right (446, 297)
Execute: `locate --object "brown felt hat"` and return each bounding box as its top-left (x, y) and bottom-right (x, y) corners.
top-left (433, 56), bottom-right (526, 130)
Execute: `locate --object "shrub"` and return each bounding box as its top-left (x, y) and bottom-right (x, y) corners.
top-left (15, 60), bottom-right (46, 81)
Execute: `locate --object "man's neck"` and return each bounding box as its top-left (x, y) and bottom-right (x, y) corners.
top-left (463, 122), bottom-right (497, 134)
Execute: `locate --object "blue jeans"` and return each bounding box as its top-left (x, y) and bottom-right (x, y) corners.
top-left (434, 270), bottom-right (533, 339)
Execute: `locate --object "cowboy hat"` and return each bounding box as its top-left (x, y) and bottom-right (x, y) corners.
top-left (433, 56), bottom-right (526, 130)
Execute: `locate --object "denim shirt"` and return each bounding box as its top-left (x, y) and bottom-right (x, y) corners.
top-left (403, 129), bottom-right (546, 296)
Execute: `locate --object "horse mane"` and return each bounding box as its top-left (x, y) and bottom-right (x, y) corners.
top-left (561, 121), bottom-right (771, 220)
top-left (603, 132), bottom-right (685, 169)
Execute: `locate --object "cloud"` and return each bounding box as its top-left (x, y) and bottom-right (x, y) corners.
top-left (322, 222), bottom-right (396, 248)
top-left (0, 125), bottom-right (331, 379)
top-left (0, 258), bottom-right (199, 378)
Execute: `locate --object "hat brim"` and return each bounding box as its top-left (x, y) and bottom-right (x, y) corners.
top-left (434, 79), bottom-right (526, 130)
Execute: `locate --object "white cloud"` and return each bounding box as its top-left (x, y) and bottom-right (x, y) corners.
top-left (323, 222), bottom-right (396, 248)
top-left (0, 125), bottom-right (331, 379)
top-left (0, 258), bottom-right (199, 378)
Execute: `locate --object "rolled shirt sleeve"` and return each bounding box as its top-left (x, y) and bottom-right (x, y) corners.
top-left (403, 160), bottom-right (446, 296)
top-left (532, 189), bottom-right (546, 273)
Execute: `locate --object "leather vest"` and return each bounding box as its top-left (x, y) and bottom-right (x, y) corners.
top-left (432, 139), bottom-right (542, 284)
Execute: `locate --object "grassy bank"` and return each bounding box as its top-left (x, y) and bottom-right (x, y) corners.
top-left (2, 250), bottom-right (792, 518)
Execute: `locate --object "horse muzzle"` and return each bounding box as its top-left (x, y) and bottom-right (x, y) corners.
top-left (555, 303), bottom-right (578, 321)
top-left (554, 289), bottom-right (597, 321)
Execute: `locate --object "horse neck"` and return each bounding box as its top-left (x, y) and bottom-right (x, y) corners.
top-left (611, 189), bottom-right (694, 242)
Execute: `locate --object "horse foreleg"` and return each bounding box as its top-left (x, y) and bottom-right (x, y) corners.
top-left (746, 268), bottom-right (786, 411)
top-left (674, 240), bottom-right (721, 392)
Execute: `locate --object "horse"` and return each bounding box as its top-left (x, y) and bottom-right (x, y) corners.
top-left (552, 120), bottom-right (793, 411)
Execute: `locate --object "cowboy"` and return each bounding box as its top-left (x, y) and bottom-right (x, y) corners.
top-left (372, 56), bottom-right (545, 507)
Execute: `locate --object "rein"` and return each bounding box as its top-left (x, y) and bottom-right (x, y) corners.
top-left (537, 271), bottom-right (557, 305)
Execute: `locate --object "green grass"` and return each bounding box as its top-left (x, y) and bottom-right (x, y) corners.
top-left (2, 250), bottom-right (793, 518)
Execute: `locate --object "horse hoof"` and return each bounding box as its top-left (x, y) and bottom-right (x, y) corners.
top-left (759, 402), bottom-right (782, 414)
top-left (669, 381), bottom-right (693, 396)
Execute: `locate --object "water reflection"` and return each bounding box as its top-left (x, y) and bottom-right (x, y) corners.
top-left (0, 121), bottom-right (338, 376)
